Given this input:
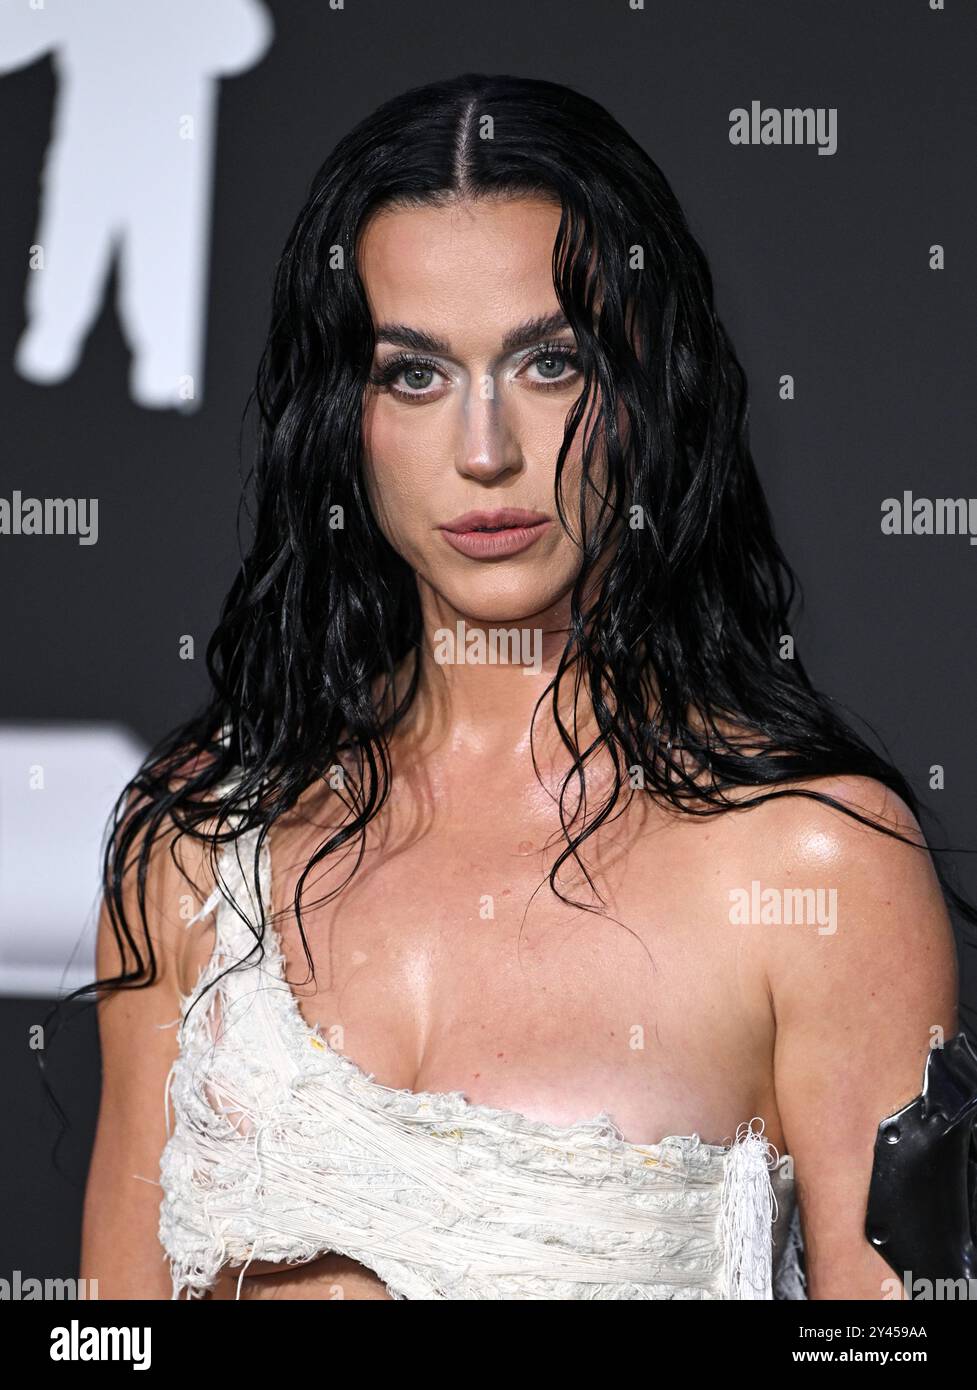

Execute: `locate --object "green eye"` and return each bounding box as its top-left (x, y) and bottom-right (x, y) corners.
top-left (522, 344), bottom-right (581, 388)
top-left (534, 355), bottom-right (567, 380)
top-left (369, 355), bottom-right (443, 400)
top-left (402, 366), bottom-right (434, 391)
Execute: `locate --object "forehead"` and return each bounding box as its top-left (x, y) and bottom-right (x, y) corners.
top-left (356, 196), bottom-right (564, 344)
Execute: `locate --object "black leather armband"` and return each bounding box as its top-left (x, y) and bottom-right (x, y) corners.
top-left (865, 1031), bottom-right (977, 1287)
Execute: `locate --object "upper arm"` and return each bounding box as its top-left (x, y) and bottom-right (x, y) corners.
top-left (79, 803), bottom-right (213, 1300)
top-left (758, 776), bottom-right (959, 1300)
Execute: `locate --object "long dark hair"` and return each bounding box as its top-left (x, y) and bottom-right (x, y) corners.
top-left (46, 73), bottom-right (976, 1097)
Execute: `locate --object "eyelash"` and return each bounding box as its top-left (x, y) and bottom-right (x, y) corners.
top-left (369, 341), bottom-right (582, 401)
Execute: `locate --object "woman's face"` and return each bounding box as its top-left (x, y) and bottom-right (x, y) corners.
top-left (358, 195), bottom-right (602, 625)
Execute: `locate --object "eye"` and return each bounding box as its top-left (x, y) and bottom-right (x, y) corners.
top-left (369, 354), bottom-right (446, 401)
top-left (520, 344), bottom-right (582, 390)
top-left (531, 355), bottom-right (566, 380)
top-left (399, 365), bottom-right (435, 392)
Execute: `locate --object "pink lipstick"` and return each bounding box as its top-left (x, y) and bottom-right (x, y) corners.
top-left (439, 507), bottom-right (550, 560)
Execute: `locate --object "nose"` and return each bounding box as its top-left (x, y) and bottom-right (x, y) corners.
top-left (454, 376), bottom-right (524, 483)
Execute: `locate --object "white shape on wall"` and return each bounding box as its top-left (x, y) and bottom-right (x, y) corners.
top-left (0, 723), bottom-right (147, 997)
top-left (1, 0), bottom-right (273, 411)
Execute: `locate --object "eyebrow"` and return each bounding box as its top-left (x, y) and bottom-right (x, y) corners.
top-left (373, 311), bottom-right (574, 357)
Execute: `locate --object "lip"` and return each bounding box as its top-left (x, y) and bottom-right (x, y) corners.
top-left (438, 508), bottom-right (551, 560)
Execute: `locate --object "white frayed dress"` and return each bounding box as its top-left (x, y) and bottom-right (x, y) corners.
top-left (158, 806), bottom-right (808, 1301)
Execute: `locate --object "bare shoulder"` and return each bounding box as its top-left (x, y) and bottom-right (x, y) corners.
top-left (713, 772), bottom-right (958, 1051)
top-left (108, 756), bottom-right (228, 991)
top-left (720, 773), bottom-right (956, 992)
top-left (724, 770), bottom-right (927, 853)
top-left (715, 773), bottom-right (961, 1297)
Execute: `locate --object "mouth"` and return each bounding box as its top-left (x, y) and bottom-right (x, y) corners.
top-left (440, 508), bottom-right (550, 534)
top-left (438, 509), bottom-right (551, 560)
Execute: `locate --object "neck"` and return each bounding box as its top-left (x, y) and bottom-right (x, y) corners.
top-left (381, 577), bottom-right (609, 783)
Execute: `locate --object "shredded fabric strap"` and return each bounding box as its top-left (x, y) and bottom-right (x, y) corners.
top-left (719, 1118), bottom-right (779, 1299)
top-left (158, 802), bottom-right (808, 1301)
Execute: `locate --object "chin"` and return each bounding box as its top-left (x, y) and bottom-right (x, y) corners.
top-left (436, 577), bottom-right (564, 627)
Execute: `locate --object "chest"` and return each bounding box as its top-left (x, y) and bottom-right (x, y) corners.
top-left (263, 784), bottom-right (779, 1148)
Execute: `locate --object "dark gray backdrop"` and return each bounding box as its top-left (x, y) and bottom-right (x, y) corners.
top-left (1, 0), bottom-right (974, 1285)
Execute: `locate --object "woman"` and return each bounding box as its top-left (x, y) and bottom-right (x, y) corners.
top-left (76, 73), bottom-right (963, 1300)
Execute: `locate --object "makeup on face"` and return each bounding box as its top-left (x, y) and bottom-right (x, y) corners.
top-left (358, 198), bottom-right (607, 619)
top-left (368, 311), bottom-right (582, 406)
top-left (438, 507), bottom-right (552, 560)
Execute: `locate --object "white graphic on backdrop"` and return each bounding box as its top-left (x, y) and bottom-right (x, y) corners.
top-left (0, 723), bottom-right (147, 997)
top-left (1, 0), bottom-right (273, 411)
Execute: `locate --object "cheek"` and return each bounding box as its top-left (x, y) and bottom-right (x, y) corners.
top-left (360, 391), bottom-right (590, 551)
top-left (360, 397), bottom-right (445, 543)
top-left (519, 400), bottom-right (588, 513)
top-left (504, 392), bottom-right (585, 486)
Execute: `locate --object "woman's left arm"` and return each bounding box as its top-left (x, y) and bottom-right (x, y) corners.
top-left (759, 775), bottom-right (960, 1300)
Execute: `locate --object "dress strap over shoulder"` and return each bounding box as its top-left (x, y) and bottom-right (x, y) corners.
top-left (181, 738), bottom-right (272, 985)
